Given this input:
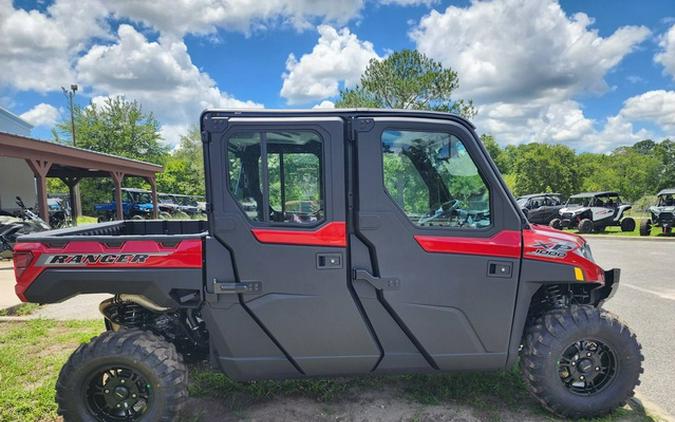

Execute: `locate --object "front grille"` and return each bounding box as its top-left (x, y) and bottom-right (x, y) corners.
top-left (657, 213), bottom-right (674, 226)
top-left (561, 212), bottom-right (574, 220)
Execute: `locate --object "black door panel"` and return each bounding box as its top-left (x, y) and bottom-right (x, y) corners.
top-left (352, 117), bottom-right (523, 371)
top-left (205, 117), bottom-right (380, 377)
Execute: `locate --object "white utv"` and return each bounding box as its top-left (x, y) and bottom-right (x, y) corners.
top-left (554, 191), bottom-right (635, 234)
top-left (640, 188), bottom-right (675, 236)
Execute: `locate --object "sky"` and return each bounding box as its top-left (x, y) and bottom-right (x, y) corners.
top-left (1, 0), bottom-right (674, 153)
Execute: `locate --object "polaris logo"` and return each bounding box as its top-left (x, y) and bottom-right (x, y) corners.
top-left (528, 241), bottom-right (575, 258)
top-left (37, 253), bottom-right (169, 266)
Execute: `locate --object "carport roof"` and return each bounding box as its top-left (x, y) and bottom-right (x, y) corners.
top-left (0, 131), bottom-right (162, 177)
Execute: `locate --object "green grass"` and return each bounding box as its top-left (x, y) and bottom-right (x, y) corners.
top-left (0, 303), bottom-right (40, 317)
top-left (76, 215), bottom-right (98, 225)
top-left (0, 320), bottom-right (661, 422)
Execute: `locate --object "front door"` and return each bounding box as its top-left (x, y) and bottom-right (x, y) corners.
top-left (205, 115), bottom-right (380, 377)
top-left (351, 116), bottom-right (523, 371)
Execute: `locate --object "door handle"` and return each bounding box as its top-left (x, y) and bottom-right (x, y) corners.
top-left (352, 269), bottom-right (400, 290)
top-left (487, 261), bottom-right (512, 278)
top-left (212, 279), bottom-right (262, 294)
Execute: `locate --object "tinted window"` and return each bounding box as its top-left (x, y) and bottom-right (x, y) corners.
top-left (382, 130), bottom-right (490, 229)
top-left (227, 131), bottom-right (324, 225)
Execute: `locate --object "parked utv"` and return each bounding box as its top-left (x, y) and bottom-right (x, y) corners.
top-left (557, 191), bottom-right (635, 233)
top-left (96, 188), bottom-right (155, 221)
top-left (12, 110), bottom-right (642, 421)
top-left (640, 188), bottom-right (675, 236)
top-left (516, 193), bottom-right (564, 226)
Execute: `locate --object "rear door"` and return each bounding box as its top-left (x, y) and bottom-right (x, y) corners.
top-left (351, 116), bottom-right (523, 371)
top-left (204, 114), bottom-right (380, 377)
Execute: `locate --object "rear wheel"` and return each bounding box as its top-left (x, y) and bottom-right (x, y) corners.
top-left (159, 211), bottom-right (172, 220)
top-left (639, 219), bottom-right (651, 236)
top-left (620, 217), bottom-right (635, 232)
top-left (549, 218), bottom-right (562, 230)
top-left (521, 305), bottom-right (643, 419)
top-left (578, 219), bottom-right (593, 234)
top-left (56, 330), bottom-right (187, 422)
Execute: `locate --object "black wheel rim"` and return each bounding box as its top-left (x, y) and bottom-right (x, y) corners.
top-left (85, 366), bottom-right (153, 421)
top-left (558, 339), bottom-right (617, 396)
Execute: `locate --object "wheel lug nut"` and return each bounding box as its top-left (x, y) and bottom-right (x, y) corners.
top-left (587, 353), bottom-right (592, 357)
top-left (571, 362), bottom-right (576, 366)
top-left (132, 394), bottom-right (136, 398)
top-left (595, 367), bottom-right (600, 371)
top-left (580, 376), bottom-right (585, 380)
top-left (104, 389), bottom-right (109, 394)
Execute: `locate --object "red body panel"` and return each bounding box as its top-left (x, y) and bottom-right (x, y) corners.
top-left (251, 221), bottom-right (347, 247)
top-left (522, 225), bottom-right (604, 282)
top-left (13, 239), bottom-right (202, 302)
top-left (414, 230), bottom-right (522, 258)
top-left (414, 225), bottom-right (604, 283)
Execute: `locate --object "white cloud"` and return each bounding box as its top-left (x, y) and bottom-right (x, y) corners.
top-left (411, 0), bottom-right (650, 104)
top-left (378, 0), bottom-right (437, 6)
top-left (312, 100), bottom-right (335, 109)
top-left (19, 103), bottom-right (61, 127)
top-left (620, 90), bottom-right (675, 132)
top-left (78, 25), bottom-right (262, 145)
top-left (409, 0), bottom-right (652, 152)
top-left (109, 0), bottom-right (365, 36)
top-left (0, 0), bottom-right (109, 92)
top-left (655, 24), bottom-right (675, 80)
top-left (280, 25), bottom-right (380, 104)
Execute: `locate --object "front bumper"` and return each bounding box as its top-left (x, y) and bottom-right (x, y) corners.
top-left (594, 268), bottom-right (620, 305)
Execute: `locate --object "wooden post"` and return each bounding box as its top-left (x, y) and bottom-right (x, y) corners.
top-left (25, 159), bottom-right (52, 224)
top-left (60, 176), bottom-right (81, 226)
top-left (146, 176), bottom-right (159, 219)
top-left (111, 171), bottom-right (125, 220)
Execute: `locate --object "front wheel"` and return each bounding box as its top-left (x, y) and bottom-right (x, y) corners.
top-left (521, 305), bottom-right (643, 419)
top-left (549, 218), bottom-right (562, 230)
top-left (56, 330), bottom-right (188, 421)
top-left (578, 218), bottom-right (594, 234)
top-left (639, 219), bottom-right (651, 236)
top-left (621, 217), bottom-right (636, 232)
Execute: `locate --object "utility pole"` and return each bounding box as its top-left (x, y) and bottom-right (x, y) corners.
top-left (61, 84), bottom-right (81, 223)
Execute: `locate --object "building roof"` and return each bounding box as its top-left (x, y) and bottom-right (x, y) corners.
top-left (0, 131), bottom-right (162, 178)
top-left (0, 106), bottom-right (33, 134)
top-left (569, 191), bottom-right (620, 198)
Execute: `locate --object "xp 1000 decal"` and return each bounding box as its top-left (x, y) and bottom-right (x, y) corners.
top-left (527, 240), bottom-right (576, 258)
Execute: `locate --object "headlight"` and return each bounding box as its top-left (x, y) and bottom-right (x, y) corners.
top-left (574, 242), bottom-right (594, 262)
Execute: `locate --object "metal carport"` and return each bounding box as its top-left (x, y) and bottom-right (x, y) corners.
top-left (0, 131), bottom-right (163, 223)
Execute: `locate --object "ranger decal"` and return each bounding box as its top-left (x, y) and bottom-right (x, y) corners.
top-left (36, 253), bottom-right (169, 266)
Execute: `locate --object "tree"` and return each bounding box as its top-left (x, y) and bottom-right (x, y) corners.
top-left (335, 49), bottom-right (476, 118)
top-left (512, 144), bottom-right (580, 197)
top-left (480, 134), bottom-right (511, 174)
top-left (54, 96), bottom-right (168, 164)
top-left (52, 96), bottom-right (168, 214)
top-left (156, 127), bottom-right (205, 196)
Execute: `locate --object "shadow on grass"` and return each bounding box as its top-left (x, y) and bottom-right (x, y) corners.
top-left (188, 364), bottom-right (656, 421)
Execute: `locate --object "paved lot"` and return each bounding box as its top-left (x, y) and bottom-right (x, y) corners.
top-left (586, 238), bottom-right (675, 418)
top-left (0, 260), bottom-right (21, 310)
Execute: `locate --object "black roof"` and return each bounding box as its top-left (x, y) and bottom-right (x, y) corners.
top-left (569, 191), bottom-right (620, 198)
top-left (517, 193), bottom-right (561, 199)
top-left (201, 108), bottom-right (475, 129)
top-left (657, 188), bottom-right (675, 196)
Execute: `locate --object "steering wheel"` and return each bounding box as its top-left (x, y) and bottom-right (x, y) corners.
top-left (417, 199), bottom-right (463, 226)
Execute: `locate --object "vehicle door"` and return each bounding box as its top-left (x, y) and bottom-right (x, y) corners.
top-left (350, 116), bottom-right (523, 371)
top-left (203, 114), bottom-right (380, 378)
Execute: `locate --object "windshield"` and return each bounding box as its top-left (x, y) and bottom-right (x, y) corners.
top-left (566, 197), bottom-right (592, 207)
top-left (130, 191), bottom-right (152, 203)
top-left (516, 198), bottom-right (528, 206)
top-left (658, 195), bottom-right (674, 206)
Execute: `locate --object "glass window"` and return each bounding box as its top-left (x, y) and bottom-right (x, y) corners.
top-left (382, 130), bottom-right (490, 229)
top-left (227, 131), bottom-right (324, 225)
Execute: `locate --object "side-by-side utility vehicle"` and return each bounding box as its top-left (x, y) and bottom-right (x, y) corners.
top-left (557, 191), bottom-right (635, 233)
top-left (13, 110), bottom-right (642, 421)
top-left (640, 188), bottom-right (675, 236)
top-left (516, 193), bottom-right (564, 226)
